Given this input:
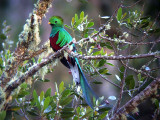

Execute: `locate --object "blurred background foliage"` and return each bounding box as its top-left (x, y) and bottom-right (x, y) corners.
top-left (0, 0), bottom-right (160, 119)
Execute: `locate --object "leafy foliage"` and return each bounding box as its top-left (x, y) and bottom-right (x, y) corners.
top-left (0, 2), bottom-right (160, 119)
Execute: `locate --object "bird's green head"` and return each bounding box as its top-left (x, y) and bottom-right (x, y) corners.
top-left (48, 16), bottom-right (64, 27)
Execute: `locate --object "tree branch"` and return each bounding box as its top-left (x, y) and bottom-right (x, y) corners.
top-left (66, 49), bottom-right (159, 60)
top-left (110, 78), bottom-right (160, 120)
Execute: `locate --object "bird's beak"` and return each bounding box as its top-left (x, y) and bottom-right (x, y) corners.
top-left (48, 22), bottom-right (51, 24)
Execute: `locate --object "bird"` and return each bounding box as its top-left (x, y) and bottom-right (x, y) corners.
top-left (48, 16), bottom-right (97, 109)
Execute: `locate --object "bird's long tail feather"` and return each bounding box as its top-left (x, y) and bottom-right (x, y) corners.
top-left (75, 58), bottom-right (97, 109)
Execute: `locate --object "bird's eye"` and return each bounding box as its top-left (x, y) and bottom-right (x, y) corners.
top-left (55, 21), bottom-right (57, 23)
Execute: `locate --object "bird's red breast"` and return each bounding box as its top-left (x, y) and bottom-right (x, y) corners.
top-left (49, 31), bottom-right (62, 51)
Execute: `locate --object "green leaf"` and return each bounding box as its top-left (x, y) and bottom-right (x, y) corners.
top-left (98, 59), bottom-right (106, 67)
top-left (120, 66), bottom-right (125, 80)
top-left (73, 116), bottom-right (79, 120)
top-left (20, 83), bottom-right (28, 89)
top-left (60, 97), bottom-right (73, 106)
top-left (80, 11), bottom-right (84, 19)
top-left (45, 88), bottom-right (51, 97)
top-left (98, 107), bottom-right (111, 112)
top-left (93, 81), bottom-right (103, 84)
top-left (87, 22), bottom-right (94, 28)
top-left (0, 34), bottom-right (6, 40)
top-left (61, 111), bottom-right (74, 118)
top-left (9, 106), bottom-right (21, 111)
top-left (0, 111), bottom-right (6, 120)
top-left (98, 111), bottom-right (108, 119)
top-left (106, 62), bottom-right (114, 66)
top-left (40, 91), bottom-right (44, 102)
top-left (62, 107), bottom-right (74, 112)
top-left (121, 44), bottom-right (129, 50)
top-left (71, 17), bottom-right (75, 26)
top-left (93, 51), bottom-right (101, 56)
top-left (61, 89), bottom-right (71, 98)
top-left (59, 81), bottom-right (65, 94)
top-left (125, 75), bottom-right (135, 89)
top-left (23, 60), bottom-right (28, 65)
top-left (33, 90), bottom-right (41, 110)
top-left (17, 91), bottom-right (30, 98)
top-left (39, 79), bottom-right (50, 82)
top-left (81, 110), bottom-right (92, 118)
top-left (76, 107), bottom-right (80, 114)
top-left (27, 110), bottom-right (39, 116)
top-left (117, 7), bottom-right (122, 21)
top-left (43, 96), bottom-right (50, 110)
top-left (122, 12), bottom-right (127, 19)
top-left (155, 99), bottom-right (159, 108)
top-left (64, 24), bottom-right (72, 29)
top-left (75, 14), bottom-right (78, 21)
top-left (32, 58), bottom-right (36, 63)
top-left (99, 68), bottom-right (108, 74)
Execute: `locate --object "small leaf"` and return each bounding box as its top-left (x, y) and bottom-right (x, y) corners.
top-left (60, 97), bottom-right (73, 106)
top-left (98, 59), bottom-right (106, 67)
top-left (33, 90), bottom-right (41, 110)
top-left (98, 107), bottom-right (111, 112)
top-left (62, 107), bottom-right (74, 112)
top-left (23, 60), bottom-right (28, 65)
top-left (59, 81), bottom-right (65, 94)
top-left (99, 68), bottom-right (108, 74)
top-left (121, 44), bottom-right (129, 50)
top-left (61, 111), bottom-right (74, 118)
top-left (71, 17), bottom-right (75, 26)
top-left (122, 12), bottom-right (127, 19)
top-left (0, 111), bottom-right (6, 120)
top-left (117, 7), bottom-right (122, 21)
top-left (0, 34), bottom-right (6, 40)
top-left (80, 11), bottom-right (84, 19)
top-left (61, 89), bottom-right (71, 98)
top-left (39, 79), bottom-right (50, 82)
top-left (120, 66), bottom-right (125, 80)
top-left (75, 14), bottom-right (78, 21)
top-left (81, 110), bottom-right (92, 118)
top-left (108, 96), bottom-right (116, 100)
top-left (100, 16), bottom-right (110, 19)
top-left (17, 91), bottom-right (29, 98)
top-left (115, 74), bottom-right (121, 81)
top-left (40, 91), bottom-right (44, 102)
top-left (64, 24), bottom-right (72, 29)
top-left (98, 111), bottom-right (108, 119)
top-left (45, 88), bottom-right (51, 97)
top-left (125, 75), bottom-right (135, 89)
top-left (107, 62), bottom-right (114, 66)
top-left (155, 99), bottom-right (159, 108)
top-left (9, 106), bottom-right (21, 111)
top-left (93, 81), bottom-right (103, 84)
top-left (27, 111), bottom-right (39, 116)
top-left (87, 22), bottom-right (94, 28)
top-left (93, 51), bottom-right (101, 56)
top-left (76, 107), bottom-right (80, 114)
top-left (43, 97), bottom-right (50, 110)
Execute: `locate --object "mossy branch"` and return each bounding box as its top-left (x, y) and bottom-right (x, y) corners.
top-left (0, 0), bottom-right (53, 88)
top-left (0, 0), bottom-right (54, 110)
top-left (110, 78), bottom-right (160, 120)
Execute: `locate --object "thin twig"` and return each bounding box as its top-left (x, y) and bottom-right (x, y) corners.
top-left (89, 62), bottom-right (120, 88)
top-left (114, 61), bottom-right (129, 113)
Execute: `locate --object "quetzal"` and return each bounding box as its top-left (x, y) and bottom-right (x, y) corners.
top-left (48, 16), bottom-right (106, 109)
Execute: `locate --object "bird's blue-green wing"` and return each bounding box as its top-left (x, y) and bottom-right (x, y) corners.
top-left (56, 28), bottom-right (72, 47)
